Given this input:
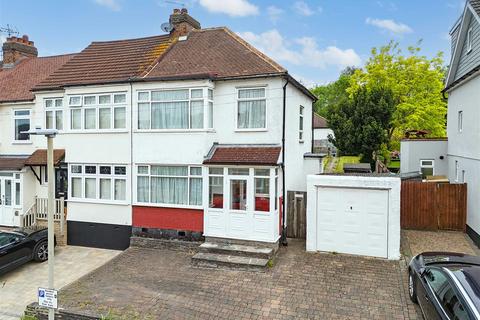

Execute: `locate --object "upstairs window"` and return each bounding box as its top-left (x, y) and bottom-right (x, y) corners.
top-left (458, 110), bottom-right (463, 133)
top-left (68, 93), bottom-right (127, 131)
top-left (45, 98), bottom-right (64, 130)
top-left (299, 105), bottom-right (305, 142)
top-left (467, 28), bottom-right (473, 53)
top-left (13, 109), bottom-right (31, 141)
top-left (237, 87), bottom-right (266, 130)
top-left (137, 88), bottom-right (212, 130)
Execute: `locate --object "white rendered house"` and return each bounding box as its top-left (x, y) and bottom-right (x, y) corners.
top-left (0, 9), bottom-right (323, 249)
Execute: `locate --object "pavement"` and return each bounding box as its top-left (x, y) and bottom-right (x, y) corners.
top-left (57, 239), bottom-right (420, 320)
top-left (0, 245), bottom-right (120, 320)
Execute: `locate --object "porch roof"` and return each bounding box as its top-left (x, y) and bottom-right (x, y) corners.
top-left (0, 155), bottom-right (29, 170)
top-left (24, 149), bottom-right (65, 166)
top-left (203, 144), bottom-right (281, 166)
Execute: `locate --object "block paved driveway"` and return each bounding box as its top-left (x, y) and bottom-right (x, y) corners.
top-left (0, 245), bottom-right (120, 320)
top-left (59, 239), bottom-right (420, 320)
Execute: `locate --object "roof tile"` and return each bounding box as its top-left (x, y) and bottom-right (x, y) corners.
top-left (204, 145), bottom-right (281, 166)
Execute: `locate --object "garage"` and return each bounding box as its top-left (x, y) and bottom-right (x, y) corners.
top-left (306, 174), bottom-right (401, 260)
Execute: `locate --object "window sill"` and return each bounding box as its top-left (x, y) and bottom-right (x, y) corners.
top-left (64, 130), bottom-right (129, 134)
top-left (12, 141), bottom-right (32, 145)
top-left (67, 198), bottom-right (129, 206)
top-left (134, 129), bottom-right (215, 133)
top-left (133, 202), bottom-right (203, 210)
top-left (234, 129), bottom-right (268, 132)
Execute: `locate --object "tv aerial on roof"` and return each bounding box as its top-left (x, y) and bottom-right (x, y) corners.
top-left (0, 24), bottom-right (19, 37)
top-left (164, 0), bottom-right (186, 8)
top-left (161, 22), bottom-right (174, 33)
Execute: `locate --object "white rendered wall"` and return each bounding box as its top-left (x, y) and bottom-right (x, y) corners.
top-left (313, 128), bottom-right (334, 141)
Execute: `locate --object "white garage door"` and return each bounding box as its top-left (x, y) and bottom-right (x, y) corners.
top-left (316, 187), bottom-right (389, 258)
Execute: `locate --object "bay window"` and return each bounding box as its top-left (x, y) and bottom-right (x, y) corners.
top-left (13, 109), bottom-right (31, 141)
top-left (68, 93), bottom-right (127, 131)
top-left (237, 87), bottom-right (266, 129)
top-left (137, 88), bottom-right (213, 130)
top-left (45, 98), bottom-right (64, 130)
top-left (136, 165), bottom-right (203, 207)
top-left (69, 164), bottom-right (127, 202)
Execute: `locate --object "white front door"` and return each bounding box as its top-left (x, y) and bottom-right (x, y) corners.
top-left (226, 176), bottom-right (252, 239)
top-left (0, 177), bottom-right (15, 226)
top-left (315, 187), bottom-right (389, 258)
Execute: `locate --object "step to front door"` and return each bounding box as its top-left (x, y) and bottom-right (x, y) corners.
top-left (191, 252), bottom-right (270, 272)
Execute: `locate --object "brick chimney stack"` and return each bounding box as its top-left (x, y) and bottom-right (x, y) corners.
top-left (2, 34), bottom-right (38, 67)
top-left (169, 8), bottom-right (201, 38)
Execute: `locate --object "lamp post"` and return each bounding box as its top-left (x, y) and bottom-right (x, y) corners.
top-left (24, 127), bottom-right (58, 320)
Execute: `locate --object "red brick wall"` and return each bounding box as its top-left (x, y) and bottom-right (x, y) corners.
top-left (132, 206), bottom-right (203, 232)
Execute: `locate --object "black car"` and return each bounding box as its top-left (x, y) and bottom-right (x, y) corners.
top-left (0, 228), bottom-right (54, 276)
top-left (409, 252), bottom-right (480, 319)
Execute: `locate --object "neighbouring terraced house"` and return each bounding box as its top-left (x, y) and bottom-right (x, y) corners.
top-left (0, 9), bottom-right (323, 249)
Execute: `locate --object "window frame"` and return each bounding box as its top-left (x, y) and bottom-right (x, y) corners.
top-left (135, 164), bottom-right (203, 209)
top-left (235, 86), bottom-right (268, 132)
top-left (420, 159), bottom-right (435, 178)
top-left (299, 105), bottom-right (305, 142)
top-left (458, 110), bottom-right (463, 133)
top-left (44, 98), bottom-right (64, 131)
top-left (68, 164), bottom-right (128, 204)
top-left (136, 87), bottom-right (213, 132)
top-left (467, 27), bottom-right (473, 53)
top-left (68, 92), bottom-right (127, 132)
top-left (12, 109), bottom-right (31, 143)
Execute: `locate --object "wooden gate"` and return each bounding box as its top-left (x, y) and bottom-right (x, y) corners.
top-left (401, 181), bottom-right (467, 231)
top-left (286, 191), bottom-right (307, 238)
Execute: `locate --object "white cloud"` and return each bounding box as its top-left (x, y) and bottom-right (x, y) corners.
top-left (238, 29), bottom-right (361, 70)
top-left (93, 0), bottom-right (121, 11)
top-left (267, 5), bottom-right (284, 24)
top-left (199, 0), bottom-right (258, 17)
top-left (366, 17), bottom-right (413, 35)
top-left (293, 1), bottom-right (318, 16)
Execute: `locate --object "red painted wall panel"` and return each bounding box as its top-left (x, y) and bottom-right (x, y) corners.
top-left (132, 206), bottom-right (203, 232)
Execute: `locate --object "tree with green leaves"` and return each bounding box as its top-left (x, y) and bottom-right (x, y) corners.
top-left (348, 41), bottom-right (447, 148)
top-left (328, 86), bottom-right (395, 163)
top-left (311, 67), bottom-right (357, 118)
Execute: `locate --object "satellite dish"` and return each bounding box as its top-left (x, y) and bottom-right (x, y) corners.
top-left (161, 22), bottom-right (174, 33)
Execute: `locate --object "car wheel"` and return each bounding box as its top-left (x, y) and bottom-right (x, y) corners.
top-left (33, 241), bottom-right (48, 262)
top-left (408, 269), bottom-right (418, 303)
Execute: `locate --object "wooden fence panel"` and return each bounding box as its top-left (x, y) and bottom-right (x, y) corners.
top-left (286, 191), bottom-right (307, 239)
top-left (401, 181), bottom-right (467, 231)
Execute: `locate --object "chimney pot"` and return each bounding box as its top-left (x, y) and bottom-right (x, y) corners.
top-left (169, 8), bottom-right (201, 38)
top-left (180, 8), bottom-right (188, 14)
top-left (22, 35), bottom-right (29, 41)
top-left (173, 8), bottom-right (180, 14)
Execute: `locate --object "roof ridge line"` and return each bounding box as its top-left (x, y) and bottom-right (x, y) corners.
top-left (222, 27), bottom-right (285, 73)
top-left (90, 34), bottom-right (170, 44)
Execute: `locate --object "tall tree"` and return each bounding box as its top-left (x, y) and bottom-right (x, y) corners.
top-left (348, 41), bottom-right (447, 147)
top-left (311, 67), bottom-right (357, 118)
top-left (328, 86), bottom-right (395, 163)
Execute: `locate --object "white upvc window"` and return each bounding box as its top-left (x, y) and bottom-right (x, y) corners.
top-left (299, 105), bottom-right (305, 142)
top-left (420, 159), bottom-right (434, 178)
top-left (45, 98), bottom-right (64, 130)
top-left (467, 27), bottom-right (473, 53)
top-left (69, 164), bottom-right (127, 203)
top-left (137, 88), bottom-right (213, 130)
top-left (458, 110), bottom-right (463, 133)
top-left (236, 87), bottom-right (266, 130)
top-left (136, 165), bottom-right (202, 207)
top-left (13, 109), bottom-right (31, 142)
top-left (68, 93), bottom-right (127, 131)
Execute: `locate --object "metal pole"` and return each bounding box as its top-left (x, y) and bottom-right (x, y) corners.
top-left (47, 136), bottom-right (55, 320)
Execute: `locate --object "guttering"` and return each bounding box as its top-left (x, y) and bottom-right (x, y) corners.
top-left (281, 77), bottom-right (289, 246)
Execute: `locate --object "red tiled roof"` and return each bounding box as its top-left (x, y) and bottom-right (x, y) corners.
top-left (25, 149), bottom-right (65, 166)
top-left (34, 35), bottom-right (173, 90)
top-left (204, 145), bottom-right (281, 166)
top-left (0, 54), bottom-right (74, 103)
top-left (146, 28), bottom-right (285, 79)
top-left (0, 156), bottom-right (29, 170)
top-left (313, 113), bottom-right (328, 129)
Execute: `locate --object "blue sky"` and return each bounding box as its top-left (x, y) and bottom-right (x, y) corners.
top-left (0, 0), bottom-right (466, 87)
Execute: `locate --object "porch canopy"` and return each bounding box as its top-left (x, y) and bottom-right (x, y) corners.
top-left (24, 149), bottom-right (65, 166)
top-left (203, 144), bottom-right (281, 243)
top-left (0, 155), bottom-right (29, 171)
